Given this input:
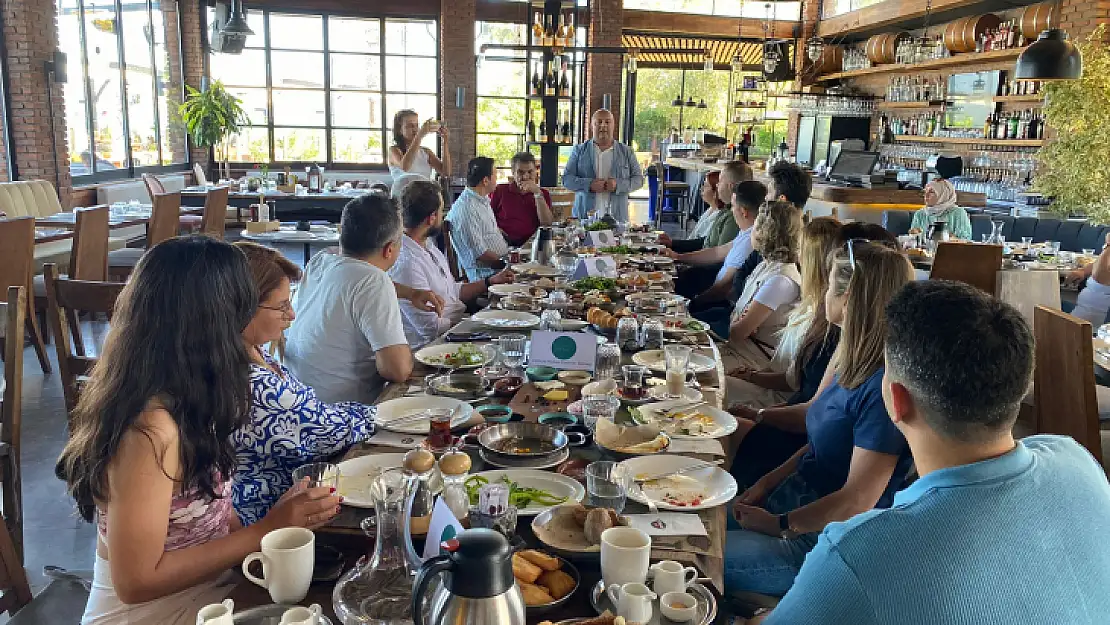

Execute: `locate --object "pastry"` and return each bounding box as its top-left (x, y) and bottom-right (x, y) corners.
top-left (518, 581), bottom-right (555, 606)
top-left (519, 549), bottom-right (561, 572)
top-left (512, 552), bottom-right (543, 583)
top-left (536, 569), bottom-right (576, 600)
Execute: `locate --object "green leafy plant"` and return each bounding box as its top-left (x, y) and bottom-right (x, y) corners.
top-left (179, 80), bottom-right (247, 180)
top-left (1035, 25), bottom-right (1110, 221)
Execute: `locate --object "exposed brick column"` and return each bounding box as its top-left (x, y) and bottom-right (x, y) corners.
top-left (162, 0), bottom-right (188, 165)
top-left (788, 0), bottom-right (821, 155)
top-left (1058, 0), bottom-right (1110, 40)
top-left (440, 0), bottom-right (476, 178)
top-left (2, 0), bottom-right (71, 204)
top-left (586, 0), bottom-right (622, 133)
top-left (179, 0), bottom-right (208, 172)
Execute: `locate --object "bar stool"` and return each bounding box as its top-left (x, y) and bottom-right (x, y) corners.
top-left (654, 162), bottom-right (690, 229)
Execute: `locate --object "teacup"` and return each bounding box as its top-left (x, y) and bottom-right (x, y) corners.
top-left (196, 598), bottom-right (234, 625)
top-left (242, 527), bottom-right (315, 604)
top-left (279, 603), bottom-right (321, 625)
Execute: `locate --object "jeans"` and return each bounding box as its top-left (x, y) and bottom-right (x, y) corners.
top-left (724, 472), bottom-right (821, 597)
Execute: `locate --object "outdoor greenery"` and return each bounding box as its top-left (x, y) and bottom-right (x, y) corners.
top-left (180, 80), bottom-right (246, 179)
top-left (1034, 26), bottom-right (1110, 221)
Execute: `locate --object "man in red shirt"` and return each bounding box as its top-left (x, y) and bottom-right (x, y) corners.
top-left (490, 152), bottom-right (554, 247)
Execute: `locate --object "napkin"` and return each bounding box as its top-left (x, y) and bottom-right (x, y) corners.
top-left (366, 429), bottom-right (424, 450)
top-left (667, 438), bottom-right (725, 457)
top-left (595, 419), bottom-right (666, 453)
top-left (623, 513), bottom-right (708, 537)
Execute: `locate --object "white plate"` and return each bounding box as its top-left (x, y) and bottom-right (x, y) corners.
top-left (488, 283), bottom-right (532, 297)
top-left (470, 469), bottom-right (585, 516)
top-left (659, 317), bottom-right (709, 335)
top-left (336, 454), bottom-right (444, 508)
top-left (626, 292), bottom-right (684, 304)
top-left (374, 396), bottom-right (473, 434)
top-left (472, 309), bottom-right (541, 329)
top-left (634, 398), bottom-right (737, 440)
top-left (479, 447), bottom-right (570, 470)
top-left (619, 455), bottom-right (737, 512)
top-left (646, 386), bottom-right (703, 403)
top-left (632, 350), bottom-right (716, 374)
top-left (414, 343), bottom-right (491, 369)
top-left (512, 262), bottom-right (562, 276)
top-left (559, 319), bottom-right (589, 331)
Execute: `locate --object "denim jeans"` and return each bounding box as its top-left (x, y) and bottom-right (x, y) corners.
top-left (724, 472), bottom-right (821, 597)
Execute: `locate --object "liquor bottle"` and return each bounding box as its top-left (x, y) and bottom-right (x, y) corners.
top-left (544, 14), bottom-right (555, 47)
top-left (539, 118), bottom-right (547, 142)
top-left (532, 11), bottom-right (544, 43)
top-left (984, 114), bottom-right (994, 139)
top-left (530, 64), bottom-right (541, 96)
top-left (1036, 111), bottom-right (1045, 139)
top-left (561, 113), bottom-right (571, 143)
top-left (528, 118), bottom-right (537, 143)
top-left (553, 115), bottom-right (563, 143)
top-left (1007, 20), bottom-right (1017, 49)
top-left (545, 61), bottom-right (556, 96)
top-left (1008, 111), bottom-right (1019, 139)
top-left (559, 63), bottom-right (570, 97)
top-left (556, 12), bottom-right (566, 47)
top-left (565, 11), bottom-right (575, 44)
top-left (307, 163), bottom-right (322, 193)
top-left (1018, 110), bottom-right (1030, 139)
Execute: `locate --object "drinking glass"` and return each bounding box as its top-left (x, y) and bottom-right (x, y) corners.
top-left (616, 317), bottom-right (640, 352)
top-left (292, 462), bottom-right (339, 490)
top-left (497, 334), bottom-right (527, 371)
top-left (540, 308), bottom-right (562, 331)
top-left (667, 297), bottom-right (689, 318)
top-left (586, 461), bottom-right (629, 513)
top-left (424, 409), bottom-right (455, 453)
top-left (1021, 236), bottom-right (1033, 248)
top-left (621, 365), bottom-right (647, 400)
top-left (663, 345), bottom-right (692, 399)
top-left (595, 342), bottom-right (622, 380)
top-left (1083, 249), bottom-right (1096, 257)
top-left (1045, 241), bottom-right (1061, 256)
top-left (582, 393), bottom-right (620, 431)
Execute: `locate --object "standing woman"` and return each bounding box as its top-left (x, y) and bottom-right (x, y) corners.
top-left (58, 237), bottom-right (340, 624)
top-left (388, 109), bottom-right (451, 183)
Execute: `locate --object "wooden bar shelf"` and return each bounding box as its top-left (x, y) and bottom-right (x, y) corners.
top-left (816, 47), bottom-right (1026, 83)
top-left (878, 100), bottom-right (948, 109)
top-left (993, 94), bottom-right (1044, 103)
top-left (893, 135), bottom-right (1043, 147)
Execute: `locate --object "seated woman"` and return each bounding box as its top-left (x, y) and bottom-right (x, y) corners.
top-left (58, 236), bottom-right (339, 624)
top-left (683, 171), bottom-right (725, 246)
top-left (721, 200), bottom-right (803, 377)
top-left (909, 178), bottom-right (972, 240)
top-left (230, 242), bottom-right (377, 526)
top-left (387, 109), bottom-right (450, 183)
top-left (724, 241), bottom-right (914, 598)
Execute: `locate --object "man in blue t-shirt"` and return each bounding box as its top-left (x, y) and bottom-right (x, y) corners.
top-left (746, 281), bottom-right (1110, 624)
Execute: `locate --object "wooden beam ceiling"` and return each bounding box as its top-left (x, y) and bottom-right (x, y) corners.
top-left (623, 9), bottom-right (798, 39)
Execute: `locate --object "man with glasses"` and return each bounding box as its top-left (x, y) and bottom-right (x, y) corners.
top-left (491, 152), bottom-right (554, 247)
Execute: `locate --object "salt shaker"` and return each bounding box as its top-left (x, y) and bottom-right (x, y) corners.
top-left (438, 449), bottom-right (472, 522)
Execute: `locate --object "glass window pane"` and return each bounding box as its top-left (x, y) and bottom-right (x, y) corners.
top-left (211, 49), bottom-right (266, 87)
top-left (227, 126), bottom-right (270, 162)
top-left (622, 0), bottom-right (714, 13)
top-left (477, 134), bottom-right (523, 170)
top-left (475, 21), bottom-right (525, 57)
top-left (269, 13), bottom-right (323, 50)
top-left (477, 60), bottom-right (525, 97)
top-left (331, 92), bottom-right (382, 128)
top-left (333, 129), bottom-right (384, 163)
top-left (385, 19), bottom-right (437, 56)
top-left (121, 0), bottom-right (158, 167)
top-left (274, 127), bottom-right (325, 161)
top-left (272, 89), bottom-right (326, 126)
top-left (385, 56), bottom-right (436, 93)
top-left (84, 0), bottom-right (128, 170)
top-left (328, 17), bottom-right (380, 53)
top-left (153, 0), bottom-right (186, 165)
top-left (58, 0), bottom-right (94, 176)
top-left (385, 94), bottom-right (436, 127)
top-left (228, 87), bottom-right (270, 125)
top-left (477, 97), bottom-right (526, 133)
top-left (330, 54), bottom-right (381, 90)
top-left (271, 51), bottom-right (325, 89)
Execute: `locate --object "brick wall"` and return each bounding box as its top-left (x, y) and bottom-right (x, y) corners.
top-left (1059, 0), bottom-right (1110, 39)
top-left (179, 0), bottom-right (208, 172)
top-left (440, 0), bottom-right (476, 178)
top-left (586, 0), bottom-right (621, 134)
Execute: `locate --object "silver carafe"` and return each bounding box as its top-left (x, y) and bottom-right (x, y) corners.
top-left (531, 227), bottom-right (555, 266)
top-left (411, 529), bottom-right (525, 625)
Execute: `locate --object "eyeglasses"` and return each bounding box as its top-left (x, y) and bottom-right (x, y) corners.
top-left (845, 238), bottom-right (869, 273)
top-left (259, 301), bottom-right (294, 318)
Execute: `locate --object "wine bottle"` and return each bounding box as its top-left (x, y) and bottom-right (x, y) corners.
top-left (984, 114), bottom-right (993, 139)
top-left (544, 14), bottom-right (554, 47)
top-left (559, 64), bottom-right (570, 97)
top-left (528, 119), bottom-right (537, 143)
top-left (556, 12), bottom-right (566, 47)
top-left (1008, 111), bottom-right (1019, 139)
top-left (539, 119), bottom-right (547, 142)
top-left (532, 11), bottom-right (544, 42)
top-left (531, 65), bottom-right (541, 96)
top-left (561, 113), bottom-right (571, 143)
top-left (545, 61), bottom-right (556, 96)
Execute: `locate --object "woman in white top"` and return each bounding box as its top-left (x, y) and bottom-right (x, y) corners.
top-left (721, 199), bottom-right (803, 376)
top-left (690, 170), bottom-right (725, 239)
top-left (388, 109), bottom-right (450, 182)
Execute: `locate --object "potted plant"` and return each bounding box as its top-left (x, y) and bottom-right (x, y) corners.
top-left (179, 79), bottom-right (247, 182)
top-left (1034, 25), bottom-right (1110, 221)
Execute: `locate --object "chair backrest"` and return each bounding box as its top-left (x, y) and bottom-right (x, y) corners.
top-left (1, 287), bottom-right (25, 567)
top-left (193, 163), bottom-right (208, 186)
top-left (43, 264), bottom-right (125, 412)
top-left (440, 220), bottom-right (462, 280)
top-left (141, 173), bottom-right (166, 201)
top-left (0, 181), bottom-right (63, 219)
top-left (0, 218), bottom-right (34, 294)
top-left (1033, 306), bottom-right (1103, 466)
top-left (147, 192), bottom-right (181, 248)
top-left (201, 187), bottom-right (229, 239)
top-left (881, 210), bottom-right (913, 237)
top-left (929, 242), bottom-right (1003, 294)
top-left (69, 206), bottom-right (110, 281)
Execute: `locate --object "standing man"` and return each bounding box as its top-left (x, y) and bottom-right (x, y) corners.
top-left (447, 156), bottom-right (510, 282)
top-left (491, 152), bottom-right (554, 247)
top-left (563, 109), bottom-right (644, 222)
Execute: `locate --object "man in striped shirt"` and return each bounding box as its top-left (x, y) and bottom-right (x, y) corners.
top-left (447, 157), bottom-right (509, 282)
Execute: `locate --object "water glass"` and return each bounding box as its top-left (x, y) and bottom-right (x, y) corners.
top-left (1045, 241), bottom-right (1061, 256)
top-left (616, 317), bottom-right (640, 352)
top-left (1021, 236), bottom-right (1033, 248)
top-left (663, 345), bottom-right (692, 399)
top-left (595, 342), bottom-right (622, 380)
top-left (497, 334), bottom-right (527, 371)
top-left (582, 393), bottom-right (620, 431)
top-left (586, 461), bottom-right (629, 513)
top-left (540, 308), bottom-right (563, 331)
top-left (667, 297), bottom-right (689, 317)
top-left (292, 462), bottom-right (339, 490)
top-left (1083, 249), bottom-right (1096, 257)
top-left (640, 319), bottom-right (665, 351)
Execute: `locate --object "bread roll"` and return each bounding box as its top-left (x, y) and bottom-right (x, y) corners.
top-left (571, 502), bottom-right (589, 527)
top-left (512, 553), bottom-right (543, 584)
top-left (584, 507), bottom-right (614, 545)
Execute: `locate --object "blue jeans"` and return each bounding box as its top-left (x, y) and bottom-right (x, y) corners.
top-left (724, 472), bottom-right (821, 597)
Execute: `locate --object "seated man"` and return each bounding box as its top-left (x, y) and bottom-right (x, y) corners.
top-left (748, 281), bottom-right (1110, 624)
top-left (662, 161), bottom-right (752, 255)
top-left (391, 180), bottom-right (513, 348)
top-left (284, 192), bottom-right (416, 404)
top-left (491, 151), bottom-right (554, 247)
top-left (447, 156), bottom-right (509, 281)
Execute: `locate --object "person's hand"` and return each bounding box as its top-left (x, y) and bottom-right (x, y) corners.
top-left (737, 474), bottom-right (775, 506)
top-left (728, 365), bottom-right (755, 381)
top-left (259, 483), bottom-right (341, 533)
top-left (408, 289), bottom-right (445, 316)
top-left (605, 178), bottom-right (617, 192)
top-left (419, 119), bottom-right (437, 137)
top-left (734, 504), bottom-right (780, 537)
top-left (520, 180), bottom-right (542, 195)
top-left (1065, 267), bottom-right (1090, 288)
top-left (658, 247), bottom-right (679, 261)
top-left (437, 125), bottom-right (450, 142)
top-left (589, 179), bottom-right (607, 193)
top-left (657, 232), bottom-right (673, 247)
top-left (490, 268), bottom-right (514, 285)
top-left (728, 404), bottom-right (759, 421)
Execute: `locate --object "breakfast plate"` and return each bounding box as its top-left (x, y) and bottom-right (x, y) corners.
top-left (618, 455), bottom-right (737, 512)
top-left (632, 350), bottom-right (716, 374)
top-left (336, 454), bottom-right (443, 508)
top-left (415, 343), bottom-right (491, 369)
top-left (631, 399), bottom-right (737, 439)
top-left (472, 309), bottom-right (541, 329)
top-left (374, 396), bottom-right (473, 434)
top-left (512, 262), bottom-right (562, 277)
top-left (469, 470), bottom-right (585, 516)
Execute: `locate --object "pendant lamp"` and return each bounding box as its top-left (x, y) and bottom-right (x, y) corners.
top-left (1015, 29), bottom-right (1082, 80)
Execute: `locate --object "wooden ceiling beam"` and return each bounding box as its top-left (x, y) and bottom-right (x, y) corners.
top-left (623, 9), bottom-right (799, 39)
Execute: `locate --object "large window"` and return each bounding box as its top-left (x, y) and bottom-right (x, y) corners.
top-left (623, 0), bottom-right (802, 20)
top-left (209, 12), bottom-right (439, 165)
top-left (58, 0), bottom-right (188, 180)
top-left (629, 68), bottom-right (730, 153)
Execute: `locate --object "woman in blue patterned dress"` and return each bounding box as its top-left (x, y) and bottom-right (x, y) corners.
top-left (230, 242), bottom-right (377, 525)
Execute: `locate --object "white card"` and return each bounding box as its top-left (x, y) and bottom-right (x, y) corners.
top-left (623, 513), bottom-right (708, 537)
top-left (571, 256), bottom-right (618, 279)
top-left (527, 331), bottom-right (598, 371)
top-left (666, 438), bottom-right (726, 457)
top-left (366, 429), bottom-right (424, 450)
top-left (423, 498), bottom-right (466, 560)
top-left (587, 230), bottom-right (616, 247)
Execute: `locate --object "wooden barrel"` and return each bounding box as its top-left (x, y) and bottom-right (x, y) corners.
top-left (809, 44), bottom-right (844, 75)
top-left (865, 34), bottom-right (885, 64)
top-left (943, 20), bottom-right (963, 52)
top-left (960, 13), bottom-right (1002, 52)
top-left (884, 32), bottom-right (909, 62)
top-left (1019, 1), bottom-right (1055, 39)
top-left (866, 32), bottom-right (908, 64)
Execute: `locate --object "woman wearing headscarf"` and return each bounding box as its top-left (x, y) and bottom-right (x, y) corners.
top-left (909, 178), bottom-right (972, 240)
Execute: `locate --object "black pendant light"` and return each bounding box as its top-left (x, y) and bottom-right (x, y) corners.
top-left (222, 0), bottom-right (254, 37)
top-left (672, 95), bottom-right (684, 106)
top-left (1015, 29), bottom-right (1082, 80)
top-left (697, 98), bottom-right (708, 109)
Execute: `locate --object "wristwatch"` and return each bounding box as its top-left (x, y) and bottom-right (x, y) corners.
top-left (753, 408), bottom-right (767, 425)
top-left (778, 513), bottom-right (798, 539)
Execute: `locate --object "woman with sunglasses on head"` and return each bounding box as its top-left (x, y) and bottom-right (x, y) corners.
top-left (723, 241), bottom-right (914, 598)
top-left (59, 237), bottom-right (340, 625)
top-left (229, 242), bottom-right (377, 527)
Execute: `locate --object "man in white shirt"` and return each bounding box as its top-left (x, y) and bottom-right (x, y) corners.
top-left (391, 180), bottom-right (514, 348)
top-left (284, 193), bottom-right (418, 404)
top-left (562, 109), bottom-right (644, 222)
top-left (447, 157), bottom-right (510, 282)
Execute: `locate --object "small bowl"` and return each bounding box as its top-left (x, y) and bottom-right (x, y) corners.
top-left (581, 379), bottom-right (618, 396)
top-left (476, 404), bottom-right (513, 423)
top-left (538, 412), bottom-right (578, 429)
top-left (526, 366), bottom-right (559, 382)
top-left (492, 376), bottom-right (525, 397)
top-left (660, 591), bottom-right (698, 622)
top-left (563, 423), bottom-right (593, 446)
top-left (558, 370), bottom-right (592, 385)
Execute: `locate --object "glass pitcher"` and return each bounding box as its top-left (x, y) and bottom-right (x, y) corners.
top-left (987, 221), bottom-right (1006, 246)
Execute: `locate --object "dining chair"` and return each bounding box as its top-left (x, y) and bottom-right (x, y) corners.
top-left (441, 219), bottom-right (462, 280)
top-left (106, 191), bottom-right (181, 281)
top-left (545, 187), bottom-right (576, 223)
top-left (0, 218), bottom-right (50, 372)
top-left (192, 162), bottom-right (209, 186)
top-left (2, 287), bottom-right (26, 563)
top-left (201, 186), bottom-right (229, 239)
top-left (928, 242), bottom-right (1003, 294)
top-left (141, 173), bottom-right (166, 199)
top-left (43, 264), bottom-right (125, 412)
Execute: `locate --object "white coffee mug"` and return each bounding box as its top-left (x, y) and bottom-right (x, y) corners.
top-left (242, 527), bottom-right (315, 604)
top-left (280, 603), bottom-right (321, 625)
top-left (196, 598), bottom-right (234, 625)
top-left (600, 527), bottom-right (651, 588)
top-left (650, 560), bottom-right (698, 596)
top-left (606, 582), bottom-right (656, 624)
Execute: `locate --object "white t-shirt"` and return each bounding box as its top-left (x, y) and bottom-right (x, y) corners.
top-left (594, 144), bottom-right (615, 217)
top-left (389, 234), bottom-right (467, 348)
top-left (716, 226), bottom-right (754, 283)
top-left (284, 253), bottom-right (408, 404)
top-left (752, 274), bottom-right (801, 310)
top-left (691, 207), bottom-right (719, 239)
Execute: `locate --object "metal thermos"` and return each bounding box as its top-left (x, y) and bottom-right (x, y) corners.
top-left (531, 227), bottom-right (555, 266)
top-left (411, 529), bottom-right (526, 625)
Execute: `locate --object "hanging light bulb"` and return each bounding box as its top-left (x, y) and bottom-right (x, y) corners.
top-left (626, 48), bottom-right (638, 74)
top-left (697, 98), bottom-right (708, 109)
top-left (703, 51), bottom-right (714, 72)
top-left (685, 96), bottom-right (697, 107)
top-left (806, 36), bottom-right (825, 62)
top-left (731, 53), bottom-right (742, 72)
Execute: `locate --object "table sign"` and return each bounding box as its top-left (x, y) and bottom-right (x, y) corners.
top-left (571, 256), bottom-right (618, 278)
top-left (528, 331), bottom-right (597, 371)
top-left (624, 513), bottom-right (708, 537)
top-left (587, 230), bottom-right (616, 247)
top-left (423, 498), bottom-right (465, 560)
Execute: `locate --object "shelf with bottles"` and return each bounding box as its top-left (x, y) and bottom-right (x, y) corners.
top-left (817, 46), bottom-right (1027, 83)
top-left (528, 57), bottom-right (574, 100)
top-left (892, 135), bottom-right (1043, 147)
top-left (994, 94), bottom-right (1044, 103)
top-left (878, 101), bottom-right (947, 110)
top-left (529, 8), bottom-right (578, 50)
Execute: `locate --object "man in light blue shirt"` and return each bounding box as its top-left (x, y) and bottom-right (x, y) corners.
top-left (750, 280), bottom-right (1110, 624)
top-left (562, 109), bottom-right (644, 222)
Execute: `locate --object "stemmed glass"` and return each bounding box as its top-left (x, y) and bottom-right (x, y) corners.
top-left (496, 334), bottom-right (527, 374)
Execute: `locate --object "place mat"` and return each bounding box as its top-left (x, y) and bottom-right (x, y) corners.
top-left (508, 382), bottom-right (582, 421)
top-left (623, 512), bottom-right (708, 537)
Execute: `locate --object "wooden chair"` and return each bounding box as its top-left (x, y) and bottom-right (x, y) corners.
top-left (43, 265), bottom-right (125, 412)
top-left (201, 186), bottom-right (229, 239)
top-left (1, 287), bottom-right (26, 565)
top-left (106, 191), bottom-right (181, 281)
top-left (545, 187), bottom-right (575, 222)
top-left (441, 219), bottom-right (462, 280)
top-left (928, 242), bottom-right (1003, 294)
top-left (192, 162), bottom-right (209, 186)
top-left (1032, 306), bottom-right (1103, 466)
top-left (141, 173), bottom-right (166, 198)
top-left (0, 218), bottom-right (49, 372)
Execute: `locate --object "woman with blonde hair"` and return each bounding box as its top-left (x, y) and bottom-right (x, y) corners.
top-left (724, 241), bottom-right (915, 597)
